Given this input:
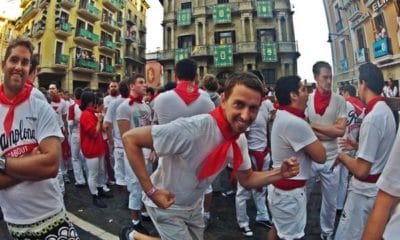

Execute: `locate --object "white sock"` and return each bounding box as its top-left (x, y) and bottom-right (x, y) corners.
top-left (132, 219), bottom-right (140, 225)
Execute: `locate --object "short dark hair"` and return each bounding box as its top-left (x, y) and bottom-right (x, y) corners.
top-left (202, 74), bottom-right (218, 92)
top-left (359, 62), bottom-right (384, 95)
top-left (224, 72), bottom-right (265, 100)
top-left (119, 80), bottom-right (130, 98)
top-left (342, 84), bottom-right (357, 97)
top-left (174, 58), bottom-right (197, 81)
top-left (146, 86), bottom-right (155, 95)
top-left (275, 75), bottom-right (302, 106)
top-left (29, 54), bottom-right (39, 75)
top-left (4, 38), bottom-right (34, 62)
top-left (312, 61), bottom-right (331, 76)
top-left (129, 74), bottom-right (145, 85)
top-left (249, 70), bottom-right (264, 82)
top-left (74, 87), bottom-right (83, 100)
top-left (80, 91), bottom-right (95, 111)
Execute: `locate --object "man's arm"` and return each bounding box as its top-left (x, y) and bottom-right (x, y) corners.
top-left (62, 114), bottom-right (68, 136)
top-left (4, 136), bottom-right (61, 181)
top-left (122, 126), bottom-right (175, 209)
top-left (304, 140), bottom-right (326, 164)
top-left (311, 117), bottom-right (346, 139)
top-left (0, 174), bottom-right (21, 189)
top-left (337, 152), bottom-right (372, 180)
top-left (362, 190), bottom-right (399, 240)
top-left (237, 157), bottom-right (299, 189)
top-left (103, 121), bottom-right (114, 148)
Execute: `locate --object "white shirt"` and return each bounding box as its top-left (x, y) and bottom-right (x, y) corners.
top-left (0, 94), bottom-right (64, 224)
top-left (51, 99), bottom-right (68, 129)
top-left (344, 101), bottom-right (363, 143)
top-left (246, 99), bottom-right (271, 151)
top-left (104, 95), bottom-right (120, 109)
top-left (104, 98), bottom-right (126, 148)
top-left (271, 110), bottom-right (317, 180)
top-left (144, 114), bottom-right (251, 210)
top-left (68, 103), bottom-right (81, 134)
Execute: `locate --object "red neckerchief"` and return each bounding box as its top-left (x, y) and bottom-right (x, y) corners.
top-left (25, 79), bottom-right (34, 86)
top-left (110, 90), bottom-right (119, 97)
top-left (278, 105), bottom-right (306, 119)
top-left (129, 95), bottom-right (143, 105)
top-left (74, 99), bottom-right (81, 105)
top-left (174, 81), bottom-right (200, 105)
top-left (0, 84), bottom-right (33, 136)
top-left (365, 96), bottom-right (385, 116)
top-left (314, 89), bottom-right (331, 116)
top-left (346, 96), bottom-right (364, 116)
top-left (198, 106), bottom-right (243, 180)
top-left (273, 101), bottom-right (280, 109)
top-left (52, 95), bottom-right (61, 103)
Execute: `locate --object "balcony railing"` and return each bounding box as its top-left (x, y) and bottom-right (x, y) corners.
top-left (278, 41), bottom-right (298, 53)
top-left (102, 0), bottom-right (124, 12)
top-left (21, 2), bottom-right (39, 23)
top-left (101, 16), bottom-right (119, 32)
top-left (32, 22), bottom-right (45, 38)
top-left (77, 28), bottom-right (100, 43)
top-left (236, 42), bottom-right (258, 53)
top-left (100, 64), bottom-right (116, 73)
top-left (55, 54), bottom-right (69, 65)
top-left (191, 45), bottom-right (210, 56)
top-left (125, 51), bottom-right (145, 63)
top-left (77, 2), bottom-right (100, 22)
top-left (74, 58), bottom-right (99, 70)
top-left (60, 0), bottom-right (76, 9)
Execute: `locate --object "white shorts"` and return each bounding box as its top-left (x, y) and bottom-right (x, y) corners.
top-left (268, 185), bottom-right (306, 240)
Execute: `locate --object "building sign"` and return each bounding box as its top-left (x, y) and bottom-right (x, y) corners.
top-left (213, 4), bottom-right (231, 24)
top-left (373, 37), bottom-right (391, 58)
top-left (146, 61), bottom-right (162, 87)
top-left (213, 44), bottom-right (233, 67)
top-left (175, 48), bottom-right (190, 63)
top-left (256, 1), bottom-right (273, 18)
top-left (177, 9), bottom-right (191, 26)
top-left (261, 42), bottom-right (278, 62)
top-left (372, 0), bottom-right (390, 12)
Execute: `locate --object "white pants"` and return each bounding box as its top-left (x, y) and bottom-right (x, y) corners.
top-left (336, 164), bottom-right (349, 210)
top-left (334, 189), bottom-right (375, 240)
top-left (70, 133), bottom-right (87, 185)
top-left (113, 147), bottom-right (126, 186)
top-left (306, 159), bottom-right (339, 237)
top-left (86, 156), bottom-right (106, 195)
top-left (268, 186), bottom-right (307, 240)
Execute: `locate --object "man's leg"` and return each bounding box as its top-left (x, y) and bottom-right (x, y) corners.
top-left (70, 133), bottom-right (86, 185)
top-left (235, 182), bottom-right (253, 236)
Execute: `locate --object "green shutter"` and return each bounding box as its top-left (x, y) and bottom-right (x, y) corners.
top-left (175, 48), bottom-right (190, 62)
top-left (261, 43), bottom-right (278, 62)
top-left (213, 45), bottom-right (233, 67)
top-left (177, 9), bottom-right (191, 26)
top-left (213, 4), bottom-right (231, 24)
top-left (257, 1), bottom-right (273, 18)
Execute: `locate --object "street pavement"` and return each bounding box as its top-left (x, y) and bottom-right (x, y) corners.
top-left (0, 171), bottom-right (331, 240)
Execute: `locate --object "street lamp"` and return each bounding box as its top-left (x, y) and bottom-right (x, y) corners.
top-left (327, 33), bottom-right (350, 43)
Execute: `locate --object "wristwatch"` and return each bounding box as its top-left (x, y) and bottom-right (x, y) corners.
top-left (0, 156), bottom-right (6, 172)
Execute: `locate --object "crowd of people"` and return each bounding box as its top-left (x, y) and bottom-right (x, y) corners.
top-left (0, 37), bottom-right (399, 240)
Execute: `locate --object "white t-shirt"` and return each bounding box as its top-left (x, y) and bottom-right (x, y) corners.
top-left (104, 95), bottom-right (120, 109)
top-left (144, 114), bottom-right (251, 210)
top-left (68, 103), bottom-right (81, 134)
top-left (0, 95), bottom-right (64, 224)
top-left (104, 98), bottom-right (126, 148)
top-left (271, 110), bottom-right (317, 180)
top-left (153, 89), bottom-right (214, 124)
top-left (306, 92), bottom-right (347, 159)
top-left (246, 99), bottom-right (271, 151)
top-left (349, 101), bottom-right (396, 197)
top-left (377, 130), bottom-right (400, 239)
top-left (344, 101), bottom-right (363, 142)
top-left (51, 99), bottom-right (68, 129)
top-left (31, 87), bottom-right (48, 102)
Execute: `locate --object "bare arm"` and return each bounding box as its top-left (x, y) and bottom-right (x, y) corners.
top-left (4, 137), bottom-right (61, 181)
top-left (103, 121), bottom-right (113, 147)
top-left (62, 114), bottom-right (68, 135)
top-left (311, 117), bottom-right (346, 139)
top-left (362, 190), bottom-right (399, 240)
top-left (337, 152), bottom-right (372, 180)
top-left (237, 157), bottom-right (299, 189)
top-left (0, 174), bottom-right (21, 189)
top-left (303, 140), bottom-right (326, 164)
top-left (118, 119), bottom-right (130, 137)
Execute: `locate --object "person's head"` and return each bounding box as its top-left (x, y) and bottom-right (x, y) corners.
top-left (174, 58), bottom-right (198, 82)
top-left (28, 54), bottom-right (39, 81)
top-left (74, 87), bottom-right (83, 100)
top-left (48, 83), bottom-right (59, 97)
top-left (388, 78), bottom-right (395, 88)
top-left (342, 84), bottom-right (357, 98)
top-left (202, 74), bottom-right (219, 92)
top-left (275, 75), bottom-right (308, 110)
top-left (63, 91), bottom-right (71, 100)
top-left (108, 79), bottom-right (119, 96)
top-left (118, 79), bottom-right (130, 98)
top-left (313, 61), bottom-right (332, 93)
top-left (221, 72), bottom-right (265, 134)
top-left (2, 38), bottom-right (34, 97)
top-left (80, 90), bottom-right (95, 111)
top-left (128, 74), bottom-right (147, 96)
top-left (358, 62), bottom-right (384, 101)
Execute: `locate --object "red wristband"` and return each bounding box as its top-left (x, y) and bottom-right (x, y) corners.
top-left (146, 186), bottom-right (158, 197)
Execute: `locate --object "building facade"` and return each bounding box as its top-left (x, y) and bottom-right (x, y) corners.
top-left (158, 0), bottom-right (299, 86)
top-left (9, 0), bottom-right (148, 92)
top-left (324, 0), bottom-right (400, 90)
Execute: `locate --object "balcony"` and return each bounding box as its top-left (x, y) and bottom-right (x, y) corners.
top-left (115, 37), bottom-right (124, 46)
top-left (102, 0), bottom-right (124, 12)
top-left (346, 1), bottom-right (362, 22)
top-left (373, 37), bottom-right (391, 59)
top-left (125, 32), bottom-right (137, 43)
top-left (74, 28), bottom-right (99, 47)
top-left (60, 0), bottom-right (76, 9)
top-left (139, 25), bottom-right (146, 33)
top-left (20, 2), bottom-right (40, 24)
top-left (55, 22), bottom-right (73, 38)
top-left (239, 1), bottom-right (253, 12)
top-left (191, 45), bottom-right (211, 57)
top-left (158, 50), bottom-right (174, 61)
top-left (126, 16), bottom-right (136, 25)
top-left (338, 58), bottom-right (349, 72)
top-left (138, 40), bottom-right (145, 49)
top-left (116, 16), bottom-right (124, 27)
top-left (99, 40), bottom-right (117, 54)
top-left (38, 0), bottom-right (48, 9)
top-left (101, 17), bottom-right (119, 33)
top-left (278, 41), bottom-right (298, 53)
top-left (53, 54), bottom-right (69, 69)
top-left (73, 58), bottom-right (99, 73)
top-left (164, 12), bottom-right (175, 22)
top-left (124, 51), bottom-right (145, 64)
top-left (193, 6), bottom-right (207, 17)
top-left (115, 58), bottom-right (123, 67)
top-left (355, 48), bottom-right (369, 64)
top-left (98, 64), bottom-right (117, 77)
top-left (32, 22), bottom-right (45, 38)
top-left (236, 42), bottom-right (258, 54)
top-left (77, 2), bottom-right (100, 22)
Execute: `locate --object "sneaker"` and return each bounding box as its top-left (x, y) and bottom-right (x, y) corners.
top-left (132, 221), bottom-right (149, 235)
top-left (221, 190), bottom-right (235, 197)
top-left (240, 226), bottom-right (253, 237)
top-left (74, 182), bottom-right (87, 188)
top-left (119, 225), bottom-right (134, 240)
top-left (256, 220), bottom-right (272, 229)
top-left (140, 212), bottom-right (151, 222)
top-left (98, 187), bottom-right (114, 198)
top-left (320, 234), bottom-right (334, 240)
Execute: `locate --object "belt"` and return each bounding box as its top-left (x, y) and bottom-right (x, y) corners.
top-left (272, 179), bottom-right (307, 191)
top-left (355, 173), bottom-right (381, 183)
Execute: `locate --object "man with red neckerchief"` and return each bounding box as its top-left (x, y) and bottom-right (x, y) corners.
top-left (267, 75), bottom-right (326, 240)
top-left (305, 61), bottom-right (347, 240)
top-left (122, 72), bottom-right (300, 240)
top-left (0, 38), bottom-right (79, 239)
top-left (334, 63), bottom-right (396, 240)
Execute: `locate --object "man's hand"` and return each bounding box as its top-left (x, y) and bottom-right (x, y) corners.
top-left (150, 189), bottom-right (175, 209)
top-left (280, 157), bottom-right (300, 179)
top-left (150, 151), bottom-right (158, 163)
top-left (338, 138), bottom-right (357, 151)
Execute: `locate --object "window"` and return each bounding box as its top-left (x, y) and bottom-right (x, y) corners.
top-left (60, 12), bottom-right (69, 24)
top-left (356, 27), bottom-right (366, 49)
top-left (56, 41), bottom-right (63, 55)
top-left (87, 24), bottom-right (93, 32)
top-left (374, 13), bottom-right (387, 38)
top-left (257, 29), bottom-right (276, 42)
top-left (340, 39), bottom-right (347, 59)
top-left (178, 35), bottom-right (195, 48)
top-left (218, 0), bottom-right (229, 3)
top-left (262, 69), bottom-right (276, 84)
top-left (215, 31), bottom-right (235, 44)
top-left (181, 2), bottom-right (191, 9)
